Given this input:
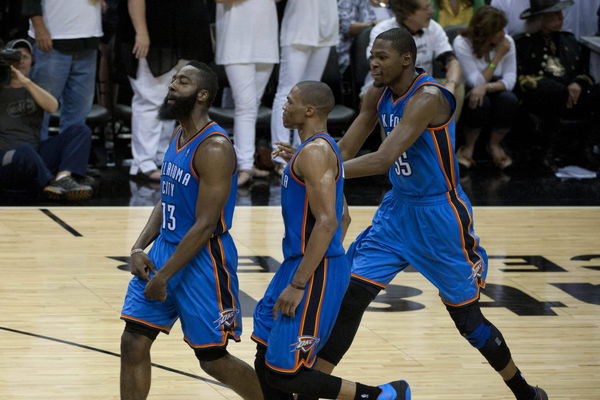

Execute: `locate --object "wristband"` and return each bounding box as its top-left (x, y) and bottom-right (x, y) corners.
top-left (130, 248), bottom-right (145, 256)
top-left (488, 62), bottom-right (497, 69)
top-left (290, 282), bottom-right (306, 290)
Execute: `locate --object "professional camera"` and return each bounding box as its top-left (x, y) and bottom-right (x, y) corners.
top-left (0, 48), bottom-right (21, 87)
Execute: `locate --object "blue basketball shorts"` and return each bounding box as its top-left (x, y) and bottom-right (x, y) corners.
top-left (121, 233), bottom-right (242, 349)
top-left (252, 255), bottom-right (350, 374)
top-left (349, 187), bottom-right (488, 306)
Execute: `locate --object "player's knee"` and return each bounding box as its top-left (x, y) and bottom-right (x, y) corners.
top-left (447, 302), bottom-right (487, 344)
top-left (345, 279), bottom-right (380, 311)
top-left (318, 280), bottom-right (378, 366)
top-left (197, 348), bottom-right (231, 381)
top-left (264, 369), bottom-right (296, 393)
top-left (447, 303), bottom-right (511, 371)
top-left (121, 322), bottom-right (157, 362)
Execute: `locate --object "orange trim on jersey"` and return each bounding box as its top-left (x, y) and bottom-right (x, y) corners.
top-left (209, 243), bottom-right (224, 310)
top-left (176, 121), bottom-right (218, 152)
top-left (296, 274), bottom-right (315, 367)
top-left (453, 194), bottom-right (484, 265)
top-left (443, 127), bottom-right (456, 188)
top-left (391, 73), bottom-right (427, 105)
top-left (315, 135), bottom-right (342, 181)
top-left (183, 330), bottom-right (240, 348)
top-left (445, 192), bottom-right (476, 269)
top-left (312, 259), bottom-right (327, 340)
top-left (289, 158), bottom-right (305, 186)
top-left (251, 334), bottom-right (268, 347)
top-left (187, 131), bottom-right (229, 179)
top-left (413, 81), bottom-right (456, 129)
top-left (301, 195), bottom-right (309, 253)
top-left (350, 273), bottom-right (386, 289)
top-left (120, 314), bottom-right (171, 333)
top-left (219, 211), bottom-right (227, 234)
top-left (265, 358), bottom-right (316, 374)
top-left (442, 287), bottom-right (481, 307)
top-left (376, 87), bottom-right (388, 111)
top-left (430, 130), bottom-right (454, 191)
top-left (218, 236), bottom-right (236, 309)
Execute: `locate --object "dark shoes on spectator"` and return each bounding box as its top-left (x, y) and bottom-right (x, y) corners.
top-left (44, 176), bottom-right (93, 201)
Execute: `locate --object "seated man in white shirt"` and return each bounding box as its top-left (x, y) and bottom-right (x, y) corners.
top-left (363, 0), bottom-right (463, 118)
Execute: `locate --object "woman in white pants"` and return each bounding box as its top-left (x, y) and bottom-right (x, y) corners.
top-left (270, 0), bottom-right (339, 174)
top-left (215, 0), bottom-right (279, 186)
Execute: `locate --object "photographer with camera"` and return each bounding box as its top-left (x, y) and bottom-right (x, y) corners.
top-left (0, 39), bottom-right (93, 201)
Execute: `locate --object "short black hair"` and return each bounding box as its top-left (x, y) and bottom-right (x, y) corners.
top-left (185, 60), bottom-right (219, 107)
top-left (295, 81), bottom-right (335, 115)
top-left (376, 27), bottom-right (417, 64)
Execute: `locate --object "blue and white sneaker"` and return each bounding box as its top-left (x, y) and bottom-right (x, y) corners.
top-left (377, 380), bottom-right (411, 400)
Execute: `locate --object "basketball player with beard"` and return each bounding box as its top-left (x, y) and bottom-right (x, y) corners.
top-left (119, 61), bottom-right (262, 400)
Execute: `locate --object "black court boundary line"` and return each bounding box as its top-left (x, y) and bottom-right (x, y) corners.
top-left (40, 209), bottom-right (82, 237)
top-left (0, 326), bottom-right (225, 387)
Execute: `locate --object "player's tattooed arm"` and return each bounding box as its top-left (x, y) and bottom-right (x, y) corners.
top-left (337, 85), bottom-right (383, 161)
top-left (144, 136), bottom-right (235, 301)
top-left (273, 141), bottom-right (339, 318)
top-left (343, 86), bottom-right (449, 179)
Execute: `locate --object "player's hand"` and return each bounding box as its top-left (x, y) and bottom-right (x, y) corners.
top-left (467, 84), bottom-right (486, 109)
top-left (272, 142), bottom-right (296, 162)
top-left (144, 273), bottom-right (168, 302)
top-left (272, 285), bottom-right (304, 319)
top-left (566, 82), bottom-right (581, 109)
top-left (130, 252), bottom-right (156, 282)
top-left (132, 32), bottom-right (150, 59)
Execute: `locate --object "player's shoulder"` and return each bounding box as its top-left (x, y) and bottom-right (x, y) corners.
top-left (297, 136), bottom-right (338, 165)
top-left (195, 132), bottom-right (234, 161)
top-left (413, 83), bottom-right (446, 101)
top-left (363, 85), bottom-right (386, 108)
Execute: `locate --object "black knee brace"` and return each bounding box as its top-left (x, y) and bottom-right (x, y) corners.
top-left (124, 320), bottom-right (160, 341)
top-left (318, 279), bottom-right (380, 365)
top-left (265, 368), bottom-right (341, 399)
top-left (254, 344), bottom-right (294, 400)
top-left (447, 302), bottom-right (512, 371)
top-left (193, 346), bottom-right (228, 362)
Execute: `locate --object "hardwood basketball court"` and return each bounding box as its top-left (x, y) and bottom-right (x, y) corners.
top-left (1, 206), bottom-right (598, 399)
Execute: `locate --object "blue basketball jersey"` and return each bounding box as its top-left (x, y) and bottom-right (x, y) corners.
top-left (159, 121), bottom-right (236, 243)
top-left (280, 133), bottom-right (345, 259)
top-left (377, 70), bottom-right (458, 197)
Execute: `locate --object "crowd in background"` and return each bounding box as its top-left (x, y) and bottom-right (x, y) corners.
top-left (1, 0), bottom-right (599, 201)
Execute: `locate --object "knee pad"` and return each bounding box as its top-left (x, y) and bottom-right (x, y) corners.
top-left (447, 302), bottom-right (511, 371)
top-left (318, 279), bottom-right (379, 366)
top-left (124, 320), bottom-right (160, 341)
top-left (193, 346), bottom-right (228, 362)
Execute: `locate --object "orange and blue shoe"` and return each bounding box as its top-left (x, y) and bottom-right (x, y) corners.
top-left (377, 380), bottom-right (411, 400)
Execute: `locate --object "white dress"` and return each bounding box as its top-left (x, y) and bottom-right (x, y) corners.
top-left (280, 0), bottom-right (338, 48)
top-left (215, 0), bottom-right (279, 65)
